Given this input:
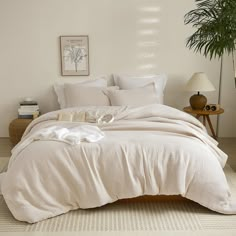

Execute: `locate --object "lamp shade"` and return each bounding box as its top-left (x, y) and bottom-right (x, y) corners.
top-left (186, 72), bottom-right (215, 92)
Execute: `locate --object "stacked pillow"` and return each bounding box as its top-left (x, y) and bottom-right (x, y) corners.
top-left (54, 78), bottom-right (107, 108)
top-left (107, 83), bottom-right (159, 106)
top-left (64, 84), bottom-right (119, 107)
top-left (113, 74), bottom-right (167, 104)
top-left (54, 74), bottom-right (168, 108)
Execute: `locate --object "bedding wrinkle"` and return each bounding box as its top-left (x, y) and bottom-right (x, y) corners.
top-left (4, 158), bottom-right (71, 221)
top-left (119, 144), bottom-right (144, 196)
top-left (142, 145), bottom-right (161, 195)
top-left (71, 144), bottom-right (113, 207)
top-left (180, 152), bottom-right (197, 197)
top-left (140, 146), bottom-right (151, 195)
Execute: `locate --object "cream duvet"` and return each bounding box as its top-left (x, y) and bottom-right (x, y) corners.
top-left (1, 104), bottom-right (236, 223)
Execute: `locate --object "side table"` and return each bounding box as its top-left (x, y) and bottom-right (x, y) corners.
top-left (183, 106), bottom-right (224, 139)
top-left (9, 119), bottom-right (33, 146)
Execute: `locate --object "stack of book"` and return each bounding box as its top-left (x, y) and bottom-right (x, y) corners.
top-left (18, 100), bottom-right (40, 119)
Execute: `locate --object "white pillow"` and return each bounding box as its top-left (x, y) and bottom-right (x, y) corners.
top-left (113, 74), bottom-right (168, 104)
top-left (64, 85), bottom-right (119, 108)
top-left (54, 78), bottom-right (107, 108)
top-left (107, 83), bottom-right (159, 106)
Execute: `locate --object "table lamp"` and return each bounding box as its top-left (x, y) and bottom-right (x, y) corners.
top-left (186, 72), bottom-right (215, 110)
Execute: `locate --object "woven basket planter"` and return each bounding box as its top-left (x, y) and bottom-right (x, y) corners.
top-left (9, 119), bottom-right (32, 146)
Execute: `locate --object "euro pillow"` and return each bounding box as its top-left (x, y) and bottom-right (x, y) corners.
top-left (113, 74), bottom-right (167, 104)
top-left (54, 78), bottom-right (107, 108)
top-left (107, 83), bottom-right (159, 106)
top-left (64, 84), bottom-right (119, 108)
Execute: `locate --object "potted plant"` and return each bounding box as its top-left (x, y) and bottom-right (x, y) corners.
top-left (184, 0), bottom-right (236, 135)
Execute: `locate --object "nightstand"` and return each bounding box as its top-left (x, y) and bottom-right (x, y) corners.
top-left (9, 119), bottom-right (33, 146)
top-left (183, 106), bottom-right (224, 139)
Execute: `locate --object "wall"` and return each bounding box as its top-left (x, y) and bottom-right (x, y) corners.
top-left (0, 0), bottom-right (235, 137)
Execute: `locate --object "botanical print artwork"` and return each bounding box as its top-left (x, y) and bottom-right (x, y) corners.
top-left (60, 36), bottom-right (89, 76)
top-left (64, 45), bottom-right (87, 72)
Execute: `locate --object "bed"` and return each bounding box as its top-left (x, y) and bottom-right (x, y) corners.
top-left (1, 75), bottom-right (236, 223)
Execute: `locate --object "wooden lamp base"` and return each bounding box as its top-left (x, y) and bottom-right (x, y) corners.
top-left (189, 94), bottom-right (207, 110)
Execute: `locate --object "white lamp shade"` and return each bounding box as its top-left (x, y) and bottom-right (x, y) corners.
top-left (186, 72), bottom-right (215, 92)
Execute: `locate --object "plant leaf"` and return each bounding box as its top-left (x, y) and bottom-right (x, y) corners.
top-left (184, 0), bottom-right (236, 59)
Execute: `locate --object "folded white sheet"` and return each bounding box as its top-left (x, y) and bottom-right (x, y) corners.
top-left (33, 125), bottom-right (104, 144)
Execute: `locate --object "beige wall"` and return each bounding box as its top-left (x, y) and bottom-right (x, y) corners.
top-left (0, 0), bottom-right (235, 137)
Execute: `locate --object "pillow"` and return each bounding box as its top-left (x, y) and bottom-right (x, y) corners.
top-left (54, 78), bottom-right (107, 108)
top-left (64, 85), bottom-right (119, 108)
top-left (113, 74), bottom-right (168, 104)
top-left (107, 83), bottom-right (159, 106)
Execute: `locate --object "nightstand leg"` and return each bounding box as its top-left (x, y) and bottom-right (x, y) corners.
top-left (196, 114), bottom-right (201, 119)
top-left (203, 115), bottom-right (206, 126)
top-left (206, 115), bottom-right (217, 139)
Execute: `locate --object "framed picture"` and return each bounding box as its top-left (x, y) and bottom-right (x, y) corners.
top-left (60, 35), bottom-right (89, 76)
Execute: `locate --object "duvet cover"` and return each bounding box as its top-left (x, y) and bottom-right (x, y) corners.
top-left (1, 104), bottom-right (236, 223)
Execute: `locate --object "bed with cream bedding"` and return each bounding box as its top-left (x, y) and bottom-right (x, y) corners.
top-left (1, 104), bottom-right (236, 223)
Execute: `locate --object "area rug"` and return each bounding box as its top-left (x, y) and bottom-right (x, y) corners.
top-left (1, 157), bottom-right (236, 236)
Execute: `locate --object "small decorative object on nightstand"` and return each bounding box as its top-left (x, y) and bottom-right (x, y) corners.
top-left (9, 98), bottom-right (40, 146)
top-left (185, 72), bottom-right (215, 110)
top-left (18, 98), bottom-right (40, 119)
top-left (183, 106), bottom-right (224, 139)
top-left (9, 118), bottom-right (33, 146)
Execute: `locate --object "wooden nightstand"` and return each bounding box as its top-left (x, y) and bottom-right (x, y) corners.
top-left (183, 106), bottom-right (224, 139)
top-left (9, 119), bottom-right (33, 146)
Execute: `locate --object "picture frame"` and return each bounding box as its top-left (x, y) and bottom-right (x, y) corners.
top-left (60, 35), bottom-right (89, 76)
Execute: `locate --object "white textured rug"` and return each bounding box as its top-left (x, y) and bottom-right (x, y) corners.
top-left (1, 157), bottom-right (236, 235)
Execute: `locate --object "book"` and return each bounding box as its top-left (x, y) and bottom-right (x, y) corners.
top-left (18, 100), bottom-right (40, 119)
top-left (18, 109), bottom-right (39, 115)
top-left (20, 101), bottom-right (38, 106)
top-left (19, 105), bottom-right (39, 110)
top-left (18, 111), bottom-right (39, 119)
top-left (19, 109), bottom-right (39, 114)
top-left (18, 111), bottom-right (35, 115)
top-left (18, 109), bottom-right (39, 113)
top-left (18, 114), bottom-right (34, 119)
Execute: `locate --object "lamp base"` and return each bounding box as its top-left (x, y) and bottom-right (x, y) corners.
top-left (190, 94), bottom-right (207, 110)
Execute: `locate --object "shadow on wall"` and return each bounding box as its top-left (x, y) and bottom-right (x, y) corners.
top-left (37, 86), bottom-right (60, 113)
top-left (164, 74), bottom-right (188, 108)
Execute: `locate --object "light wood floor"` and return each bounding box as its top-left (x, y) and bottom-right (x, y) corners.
top-left (0, 138), bottom-right (13, 157)
top-left (0, 137), bottom-right (236, 170)
top-left (218, 138), bottom-right (236, 171)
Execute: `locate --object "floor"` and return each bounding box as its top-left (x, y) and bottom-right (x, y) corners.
top-left (0, 138), bottom-right (12, 157)
top-left (218, 138), bottom-right (236, 171)
top-left (0, 137), bottom-right (236, 169)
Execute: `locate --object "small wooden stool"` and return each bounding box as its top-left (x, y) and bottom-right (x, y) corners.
top-left (183, 106), bottom-right (224, 139)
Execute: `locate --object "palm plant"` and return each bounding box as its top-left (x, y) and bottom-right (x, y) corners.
top-left (184, 0), bottom-right (236, 135)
